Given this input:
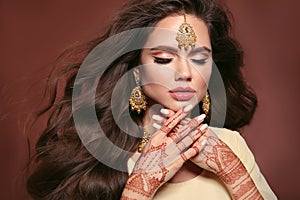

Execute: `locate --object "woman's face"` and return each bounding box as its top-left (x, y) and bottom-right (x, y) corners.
top-left (139, 14), bottom-right (212, 111)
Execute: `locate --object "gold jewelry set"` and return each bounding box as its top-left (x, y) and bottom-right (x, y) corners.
top-left (129, 14), bottom-right (210, 152)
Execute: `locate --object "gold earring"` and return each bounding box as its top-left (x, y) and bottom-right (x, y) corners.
top-left (176, 14), bottom-right (197, 48)
top-left (202, 91), bottom-right (210, 115)
top-left (129, 75), bottom-right (147, 114)
top-left (138, 129), bottom-right (151, 153)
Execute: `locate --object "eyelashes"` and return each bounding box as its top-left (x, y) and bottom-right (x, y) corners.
top-left (153, 56), bottom-right (209, 65)
top-left (191, 58), bottom-right (209, 65)
top-left (153, 56), bottom-right (172, 64)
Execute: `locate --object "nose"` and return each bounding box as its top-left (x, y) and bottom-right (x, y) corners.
top-left (174, 58), bottom-right (192, 81)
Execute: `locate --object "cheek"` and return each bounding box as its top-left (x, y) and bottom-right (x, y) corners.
top-left (142, 83), bottom-right (165, 96)
top-left (191, 66), bottom-right (212, 100)
top-left (193, 69), bottom-right (211, 88)
top-left (193, 78), bottom-right (207, 100)
top-left (140, 66), bottom-right (175, 90)
top-left (139, 67), bottom-right (175, 106)
top-left (140, 68), bottom-right (169, 100)
top-left (193, 62), bottom-right (212, 86)
top-left (141, 83), bottom-right (170, 108)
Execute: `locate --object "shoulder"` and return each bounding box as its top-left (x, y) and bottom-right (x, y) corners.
top-left (208, 126), bottom-right (241, 143)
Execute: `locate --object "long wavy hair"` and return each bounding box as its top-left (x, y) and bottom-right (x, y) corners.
top-left (26, 0), bottom-right (257, 199)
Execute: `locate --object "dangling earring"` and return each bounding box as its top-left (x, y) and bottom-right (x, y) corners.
top-left (129, 74), bottom-right (147, 114)
top-left (202, 91), bottom-right (210, 115)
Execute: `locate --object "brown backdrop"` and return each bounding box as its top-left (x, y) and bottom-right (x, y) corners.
top-left (1, 0), bottom-right (299, 199)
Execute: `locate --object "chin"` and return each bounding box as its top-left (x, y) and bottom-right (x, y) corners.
top-left (164, 100), bottom-right (199, 112)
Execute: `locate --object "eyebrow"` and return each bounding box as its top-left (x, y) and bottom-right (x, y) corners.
top-left (150, 45), bottom-right (211, 53)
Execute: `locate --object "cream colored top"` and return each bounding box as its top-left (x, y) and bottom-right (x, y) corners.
top-left (127, 127), bottom-right (278, 200)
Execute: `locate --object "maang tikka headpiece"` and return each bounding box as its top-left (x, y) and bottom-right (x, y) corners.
top-left (176, 14), bottom-right (197, 48)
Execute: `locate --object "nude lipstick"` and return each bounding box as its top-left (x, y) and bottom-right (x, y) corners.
top-left (168, 87), bottom-right (196, 101)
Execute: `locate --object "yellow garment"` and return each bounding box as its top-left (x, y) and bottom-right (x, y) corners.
top-left (154, 170), bottom-right (231, 200)
top-left (127, 127), bottom-right (278, 200)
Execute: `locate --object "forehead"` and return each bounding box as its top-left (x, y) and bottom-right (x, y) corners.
top-left (144, 14), bottom-right (211, 50)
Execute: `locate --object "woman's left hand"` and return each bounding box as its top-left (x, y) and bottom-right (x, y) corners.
top-left (155, 108), bottom-right (264, 200)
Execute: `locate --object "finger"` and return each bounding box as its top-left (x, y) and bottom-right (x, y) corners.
top-left (160, 108), bottom-right (190, 126)
top-left (180, 148), bottom-right (197, 162)
top-left (152, 123), bottom-right (162, 130)
top-left (180, 153), bottom-right (189, 162)
top-left (193, 139), bottom-right (208, 150)
top-left (192, 137), bottom-right (208, 154)
top-left (153, 115), bottom-right (186, 127)
top-left (195, 123), bottom-right (209, 136)
top-left (192, 125), bottom-right (209, 149)
top-left (152, 114), bottom-right (166, 124)
top-left (169, 114), bottom-right (206, 144)
top-left (185, 114), bottom-right (205, 130)
top-left (160, 108), bottom-right (176, 118)
top-left (172, 124), bottom-right (183, 133)
top-left (161, 108), bottom-right (190, 125)
top-left (180, 144), bottom-right (202, 162)
top-left (180, 136), bottom-right (208, 162)
top-left (180, 118), bottom-right (190, 125)
top-left (176, 124), bottom-right (207, 151)
top-left (160, 104), bottom-right (193, 134)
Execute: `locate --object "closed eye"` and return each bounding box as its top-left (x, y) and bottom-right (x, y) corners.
top-left (191, 58), bottom-right (209, 65)
top-left (153, 57), bottom-right (173, 64)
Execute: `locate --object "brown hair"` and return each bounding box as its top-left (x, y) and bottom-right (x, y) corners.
top-left (26, 0), bottom-right (257, 199)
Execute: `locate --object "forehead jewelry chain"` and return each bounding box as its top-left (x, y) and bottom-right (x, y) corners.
top-left (176, 14), bottom-right (197, 48)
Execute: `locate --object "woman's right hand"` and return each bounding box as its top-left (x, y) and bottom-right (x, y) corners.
top-left (121, 105), bottom-right (207, 200)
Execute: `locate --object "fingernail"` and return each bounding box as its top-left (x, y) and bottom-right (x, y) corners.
top-left (200, 124), bottom-right (208, 131)
top-left (201, 140), bottom-right (207, 146)
top-left (183, 104), bottom-right (193, 113)
top-left (196, 114), bottom-right (206, 121)
top-left (160, 109), bottom-right (169, 115)
top-left (152, 114), bottom-right (163, 121)
top-left (153, 123), bottom-right (162, 129)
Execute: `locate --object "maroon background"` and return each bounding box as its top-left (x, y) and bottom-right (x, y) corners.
top-left (1, 0), bottom-right (299, 199)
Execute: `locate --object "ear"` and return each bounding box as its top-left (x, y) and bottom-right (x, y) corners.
top-left (133, 68), bottom-right (140, 83)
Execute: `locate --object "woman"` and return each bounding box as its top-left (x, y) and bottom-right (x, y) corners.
top-left (26, 0), bottom-right (277, 199)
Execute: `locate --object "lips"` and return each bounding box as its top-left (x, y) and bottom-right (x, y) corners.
top-left (168, 87), bottom-right (196, 101)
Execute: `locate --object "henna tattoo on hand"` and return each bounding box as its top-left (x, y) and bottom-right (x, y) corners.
top-left (122, 143), bottom-right (169, 199)
top-left (160, 109), bottom-right (183, 133)
top-left (121, 111), bottom-right (206, 199)
top-left (124, 166), bottom-right (169, 198)
top-left (233, 179), bottom-right (263, 200)
top-left (195, 135), bottom-right (264, 200)
top-left (147, 142), bottom-right (167, 154)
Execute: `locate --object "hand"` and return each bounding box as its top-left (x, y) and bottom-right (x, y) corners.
top-left (155, 109), bottom-right (263, 200)
top-left (155, 108), bottom-right (243, 174)
top-left (121, 105), bottom-right (206, 199)
top-left (193, 126), bottom-right (264, 199)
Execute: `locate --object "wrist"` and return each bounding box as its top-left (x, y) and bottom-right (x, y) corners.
top-left (216, 160), bottom-right (263, 200)
top-left (122, 172), bottom-right (161, 200)
top-left (216, 158), bottom-right (245, 185)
